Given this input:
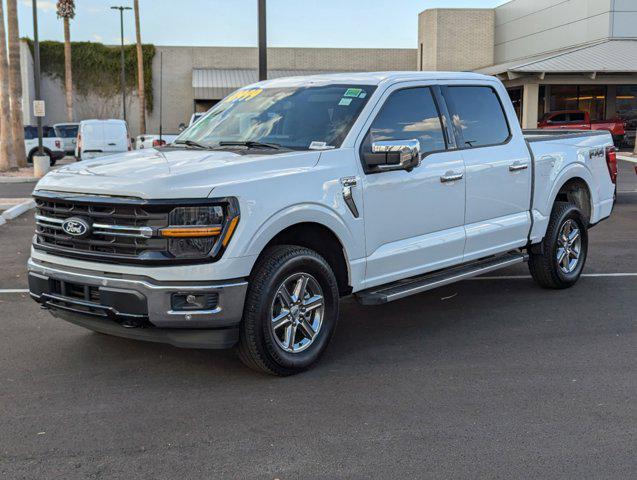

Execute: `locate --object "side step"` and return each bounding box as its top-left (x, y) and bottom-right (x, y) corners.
top-left (355, 252), bottom-right (527, 305)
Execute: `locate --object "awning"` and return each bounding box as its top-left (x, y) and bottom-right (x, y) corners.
top-left (192, 69), bottom-right (341, 99)
top-left (476, 40), bottom-right (637, 77)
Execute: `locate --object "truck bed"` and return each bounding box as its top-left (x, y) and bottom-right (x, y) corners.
top-left (523, 129), bottom-right (609, 143)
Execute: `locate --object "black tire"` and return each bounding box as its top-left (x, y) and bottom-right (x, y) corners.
top-left (237, 245), bottom-right (339, 376)
top-left (528, 202), bottom-right (588, 289)
top-left (27, 148), bottom-right (54, 166)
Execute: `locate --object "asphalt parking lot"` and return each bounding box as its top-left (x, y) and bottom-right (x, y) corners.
top-left (0, 161), bottom-right (635, 479)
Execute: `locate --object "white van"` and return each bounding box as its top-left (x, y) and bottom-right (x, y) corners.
top-left (76, 119), bottom-right (131, 160)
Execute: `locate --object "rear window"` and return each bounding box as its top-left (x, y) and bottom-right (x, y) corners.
top-left (550, 113), bottom-right (568, 123)
top-left (445, 86), bottom-right (510, 148)
top-left (55, 125), bottom-right (78, 138)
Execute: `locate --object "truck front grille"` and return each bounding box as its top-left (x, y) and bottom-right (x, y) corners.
top-left (33, 192), bottom-right (171, 263)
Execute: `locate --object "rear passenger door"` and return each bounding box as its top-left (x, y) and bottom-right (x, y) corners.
top-left (442, 84), bottom-right (532, 262)
top-left (358, 84), bottom-right (466, 288)
top-left (104, 123), bottom-right (126, 153)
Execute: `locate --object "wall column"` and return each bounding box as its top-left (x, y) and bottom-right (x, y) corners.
top-left (521, 83), bottom-right (539, 129)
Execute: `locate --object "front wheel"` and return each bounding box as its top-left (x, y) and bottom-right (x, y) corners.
top-left (528, 202), bottom-right (588, 289)
top-left (237, 245), bottom-right (339, 376)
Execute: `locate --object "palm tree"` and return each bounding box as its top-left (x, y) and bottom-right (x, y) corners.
top-left (56, 0), bottom-right (75, 122)
top-left (0, 1), bottom-right (15, 171)
top-left (133, 0), bottom-right (146, 134)
top-left (6, 0), bottom-right (26, 167)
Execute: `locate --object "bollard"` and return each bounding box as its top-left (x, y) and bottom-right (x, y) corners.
top-left (33, 154), bottom-right (50, 178)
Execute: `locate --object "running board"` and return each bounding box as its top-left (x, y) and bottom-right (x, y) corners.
top-left (355, 252), bottom-right (527, 305)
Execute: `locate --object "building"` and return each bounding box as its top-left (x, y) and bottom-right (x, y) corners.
top-left (418, 0), bottom-right (637, 135)
top-left (21, 0), bottom-right (637, 140)
top-left (20, 44), bottom-right (415, 137)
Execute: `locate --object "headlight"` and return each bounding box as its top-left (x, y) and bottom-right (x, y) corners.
top-left (161, 201), bottom-right (239, 259)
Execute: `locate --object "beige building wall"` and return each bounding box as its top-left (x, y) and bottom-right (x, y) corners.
top-left (418, 9), bottom-right (494, 72)
top-left (494, 0), bottom-right (614, 63)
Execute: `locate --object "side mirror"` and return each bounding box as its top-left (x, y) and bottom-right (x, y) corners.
top-left (178, 123), bottom-right (187, 132)
top-left (363, 139), bottom-right (421, 171)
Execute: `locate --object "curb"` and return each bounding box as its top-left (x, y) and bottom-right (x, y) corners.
top-left (1, 199), bottom-right (36, 222)
top-left (0, 176), bottom-right (38, 183)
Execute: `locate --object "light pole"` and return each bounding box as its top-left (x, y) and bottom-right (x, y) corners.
top-left (32, 0), bottom-right (43, 156)
top-left (111, 5), bottom-right (132, 121)
top-left (258, 0), bottom-right (267, 81)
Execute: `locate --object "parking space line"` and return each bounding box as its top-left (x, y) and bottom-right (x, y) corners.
top-left (0, 289), bottom-right (29, 294)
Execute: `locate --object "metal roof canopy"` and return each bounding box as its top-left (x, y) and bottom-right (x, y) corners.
top-left (476, 40), bottom-right (637, 78)
top-left (192, 69), bottom-right (340, 99)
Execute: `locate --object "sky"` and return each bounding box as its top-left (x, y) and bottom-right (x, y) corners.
top-left (16, 0), bottom-right (507, 49)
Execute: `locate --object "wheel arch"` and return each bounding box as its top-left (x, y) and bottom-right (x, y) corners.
top-left (553, 176), bottom-right (593, 224)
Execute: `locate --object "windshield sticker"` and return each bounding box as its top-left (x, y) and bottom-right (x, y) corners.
top-left (338, 98), bottom-right (353, 106)
top-left (223, 88), bottom-right (263, 103)
top-left (309, 141), bottom-right (335, 150)
top-left (344, 88), bottom-right (363, 98)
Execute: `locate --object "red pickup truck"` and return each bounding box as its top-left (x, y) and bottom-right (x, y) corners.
top-left (538, 110), bottom-right (626, 146)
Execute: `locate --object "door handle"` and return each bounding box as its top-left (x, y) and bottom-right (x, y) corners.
top-left (108, 142), bottom-right (117, 146)
top-left (509, 162), bottom-right (529, 172)
top-left (440, 172), bottom-right (463, 183)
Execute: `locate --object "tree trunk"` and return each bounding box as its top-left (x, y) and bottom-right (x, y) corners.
top-left (6, 0), bottom-right (26, 168)
top-left (134, 0), bottom-right (146, 134)
top-left (0, 1), bottom-right (15, 172)
top-left (63, 17), bottom-right (74, 122)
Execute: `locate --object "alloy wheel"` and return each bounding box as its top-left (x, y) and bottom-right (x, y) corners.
top-left (556, 219), bottom-right (582, 274)
top-left (270, 272), bottom-right (325, 353)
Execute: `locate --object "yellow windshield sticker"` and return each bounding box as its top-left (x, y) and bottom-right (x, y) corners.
top-left (223, 88), bottom-right (263, 103)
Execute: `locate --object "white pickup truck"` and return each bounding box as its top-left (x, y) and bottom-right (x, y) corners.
top-left (28, 72), bottom-right (617, 375)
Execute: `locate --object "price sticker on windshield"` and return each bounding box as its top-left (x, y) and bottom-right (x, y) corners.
top-left (223, 88), bottom-right (263, 103)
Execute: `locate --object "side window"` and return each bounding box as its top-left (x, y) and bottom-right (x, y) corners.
top-left (366, 87), bottom-right (446, 155)
top-left (569, 112), bottom-right (585, 122)
top-left (24, 126), bottom-right (34, 140)
top-left (446, 86), bottom-right (510, 148)
top-left (551, 113), bottom-right (568, 123)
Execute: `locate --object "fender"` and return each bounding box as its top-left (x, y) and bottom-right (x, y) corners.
top-left (530, 161), bottom-right (596, 243)
top-left (238, 203), bottom-right (362, 261)
top-left (545, 164), bottom-right (596, 217)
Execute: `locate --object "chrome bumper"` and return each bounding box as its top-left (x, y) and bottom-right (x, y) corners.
top-left (27, 258), bottom-right (248, 330)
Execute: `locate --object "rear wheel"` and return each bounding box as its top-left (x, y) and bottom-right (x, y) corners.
top-left (528, 202), bottom-right (588, 289)
top-left (237, 245), bottom-right (339, 376)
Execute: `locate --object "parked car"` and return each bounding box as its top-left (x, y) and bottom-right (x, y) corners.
top-left (135, 133), bottom-right (179, 149)
top-left (24, 125), bottom-right (65, 166)
top-left (28, 73), bottom-right (616, 375)
top-left (538, 110), bottom-right (626, 146)
top-left (53, 122), bottom-right (79, 155)
top-left (75, 119), bottom-right (131, 160)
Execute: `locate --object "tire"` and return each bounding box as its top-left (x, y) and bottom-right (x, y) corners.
top-left (27, 148), bottom-right (53, 165)
top-left (528, 202), bottom-right (588, 289)
top-left (237, 245), bottom-right (339, 376)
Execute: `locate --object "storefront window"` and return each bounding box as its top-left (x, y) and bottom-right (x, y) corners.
top-left (507, 87), bottom-right (523, 124)
top-left (616, 85), bottom-right (637, 122)
top-left (549, 85), bottom-right (606, 121)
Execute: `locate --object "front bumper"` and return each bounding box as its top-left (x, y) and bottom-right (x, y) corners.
top-left (28, 258), bottom-right (248, 349)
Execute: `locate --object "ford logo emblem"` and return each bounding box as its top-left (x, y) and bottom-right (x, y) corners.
top-left (62, 217), bottom-right (91, 237)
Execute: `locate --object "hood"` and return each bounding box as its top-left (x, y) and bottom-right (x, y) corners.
top-left (34, 147), bottom-right (321, 199)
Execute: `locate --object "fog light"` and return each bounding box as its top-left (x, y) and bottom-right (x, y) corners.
top-left (171, 293), bottom-right (219, 311)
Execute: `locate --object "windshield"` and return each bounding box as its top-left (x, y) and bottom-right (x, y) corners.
top-left (55, 125), bottom-right (79, 138)
top-left (176, 84), bottom-right (375, 150)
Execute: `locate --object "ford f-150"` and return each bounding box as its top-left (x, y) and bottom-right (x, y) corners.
top-left (28, 72), bottom-right (617, 375)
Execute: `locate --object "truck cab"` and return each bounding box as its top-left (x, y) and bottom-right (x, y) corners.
top-left (28, 73), bottom-right (617, 375)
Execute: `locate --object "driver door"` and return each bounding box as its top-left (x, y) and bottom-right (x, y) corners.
top-left (357, 85), bottom-right (466, 289)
